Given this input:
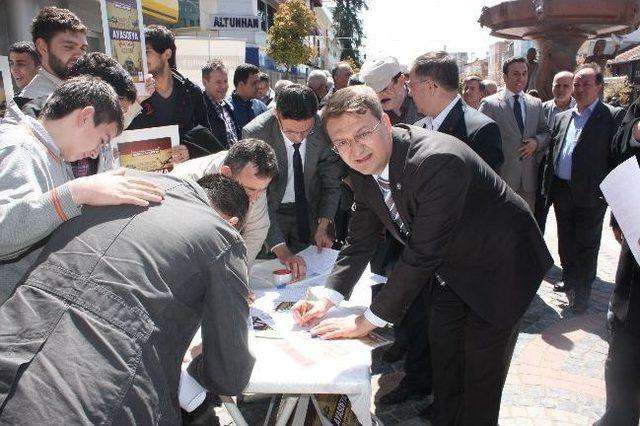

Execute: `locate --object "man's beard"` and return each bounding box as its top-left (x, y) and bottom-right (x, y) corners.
top-left (48, 52), bottom-right (71, 79)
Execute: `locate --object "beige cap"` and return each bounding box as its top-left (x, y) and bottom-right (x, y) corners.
top-left (359, 56), bottom-right (402, 93)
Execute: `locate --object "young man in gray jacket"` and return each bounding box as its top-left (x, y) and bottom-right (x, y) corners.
top-left (0, 76), bottom-right (164, 304)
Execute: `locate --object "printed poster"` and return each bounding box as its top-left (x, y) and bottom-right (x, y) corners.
top-left (111, 125), bottom-right (179, 173)
top-left (100, 0), bottom-right (148, 93)
top-left (0, 56), bottom-right (13, 118)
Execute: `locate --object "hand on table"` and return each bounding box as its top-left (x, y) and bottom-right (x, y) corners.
top-left (310, 314), bottom-right (376, 340)
top-left (292, 297), bottom-right (333, 326)
top-left (273, 245), bottom-right (307, 280)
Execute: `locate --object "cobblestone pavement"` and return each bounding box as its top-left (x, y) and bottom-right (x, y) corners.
top-left (214, 209), bottom-right (623, 425)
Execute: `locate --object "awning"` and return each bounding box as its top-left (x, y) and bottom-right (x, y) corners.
top-left (142, 0), bottom-right (179, 25)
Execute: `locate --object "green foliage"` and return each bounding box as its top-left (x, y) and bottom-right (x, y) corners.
top-left (333, 0), bottom-right (367, 67)
top-left (267, 0), bottom-right (317, 71)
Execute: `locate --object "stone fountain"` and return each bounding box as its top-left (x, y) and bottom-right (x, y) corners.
top-left (479, 0), bottom-right (640, 99)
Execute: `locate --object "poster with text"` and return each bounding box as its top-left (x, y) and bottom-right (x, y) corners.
top-left (111, 125), bottom-right (179, 173)
top-left (0, 56), bottom-right (13, 118)
top-left (100, 0), bottom-right (148, 93)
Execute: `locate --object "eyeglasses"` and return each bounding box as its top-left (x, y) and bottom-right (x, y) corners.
top-left (331, 121), bottom-right (381, 154)
top-left (380, 73), bottom-right (403, 94)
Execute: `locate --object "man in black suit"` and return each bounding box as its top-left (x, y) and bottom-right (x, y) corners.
top-left (594, 98), bottom-right (640, 426)
top-left (243, 84), bottom-right (344, 279)
top-left (293, 85), bottom-right (553, 425)
top-left (373, 52), bottom-right (506, 409)
top-left (542, 63), bottom-right (624, 313)
top-left (410, 52), bottom-right (504, 172)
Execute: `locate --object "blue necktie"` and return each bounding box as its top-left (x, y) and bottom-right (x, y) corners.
top-left (292, 143), bottom-right (310, 243)
top-left (513, 94), bottom-right (525, 135)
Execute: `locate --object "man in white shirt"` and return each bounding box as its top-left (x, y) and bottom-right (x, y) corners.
top-left (171, 139), bottom-right (277, 266)
top-left (242, 84), bottom-right (344, 279)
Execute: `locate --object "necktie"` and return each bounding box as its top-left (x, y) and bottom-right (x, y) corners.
top-left (377, 176), bottom-right (408, 236)
top-left (292, 143), bottom-right (310, 243)
top-left (513, 94), bottom-right (525, 135)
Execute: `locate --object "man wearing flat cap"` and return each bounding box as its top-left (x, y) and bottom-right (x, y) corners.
top-left (360, 56), bottom-right (423, 126)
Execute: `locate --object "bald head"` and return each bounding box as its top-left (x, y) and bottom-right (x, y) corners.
top-left (552, 71), bottom-right (574, 106)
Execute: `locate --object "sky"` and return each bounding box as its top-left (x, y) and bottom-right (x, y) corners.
top-left (361, 0), bottom-right (505, 66)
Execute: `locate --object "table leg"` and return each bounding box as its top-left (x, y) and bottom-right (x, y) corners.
top-left (220, 396), bottom-right (249, 426)
top-left (275, 396), bottom-right (299, 426)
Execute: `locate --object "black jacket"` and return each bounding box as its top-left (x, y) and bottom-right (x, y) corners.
top-left (129, 70), bottom-right (211, 140)
top-left (325, 125), bottom-right (553, 328)
top-left (542, 101), bottom-right (624, 208)
top-left (438, 99), bottom-right (504, 172)
top-left (203, 96), bottom-right (240, 150)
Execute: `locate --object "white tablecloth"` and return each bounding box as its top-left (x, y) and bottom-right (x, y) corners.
top-left (181, 265), bottom-right (387, 426)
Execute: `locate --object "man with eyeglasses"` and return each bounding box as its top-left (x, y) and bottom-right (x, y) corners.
top-left (292, 85), bottom-right (553, 425)
top-left (243, 84), bottom-right (343, 279)
top-left (409, 52), bottom-right (504, 172)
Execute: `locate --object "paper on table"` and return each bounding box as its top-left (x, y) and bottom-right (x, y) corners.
top-left (600, 156), bottom-right (640, 264)
top-left (296, 246), bottom-right (340, 276)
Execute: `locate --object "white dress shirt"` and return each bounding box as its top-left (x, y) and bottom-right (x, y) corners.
top-left (414, 94), bottom-right (461, 131)
top-left (281, 131), bottom-right (307, 203)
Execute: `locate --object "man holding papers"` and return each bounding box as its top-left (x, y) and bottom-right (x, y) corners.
top-left (293, 86), bottom-right (552, 425)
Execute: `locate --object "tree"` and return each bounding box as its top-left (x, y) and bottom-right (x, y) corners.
top-left (267, 0), bottom-right (317, 74)
top-left (333, 0), bottom-right (367, 66)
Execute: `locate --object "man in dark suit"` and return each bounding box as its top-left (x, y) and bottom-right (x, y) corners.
top-left (542, 63), bottom-right (624, 313)
top-left (0, 171), bottom-right (254, 424)
top-left (294, 85), bottom-right (553, 425)
top-left (410, 52), bottom-right (503, 172)
top-left (595, 99), bottom-right (640, 425)
top-left (243, 84), bottom-right (344, 279)
top-left (374, 51), bottom-right (506, 409)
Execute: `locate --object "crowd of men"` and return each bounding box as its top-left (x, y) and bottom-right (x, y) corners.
top-left (0, 5), bottom-right (638, 426)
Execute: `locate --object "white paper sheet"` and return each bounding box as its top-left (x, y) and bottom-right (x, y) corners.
top-left (296, 246), bottom-right (340, 276)
top-left (600, 156), bottom-right (640, 264)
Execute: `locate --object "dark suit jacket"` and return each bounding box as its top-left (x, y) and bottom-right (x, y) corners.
top-left (204, 96), bottom-right (240, 150)
top-left (542, 101), bottom-right (624, 208)
top-left (242, 109), bottom-right (345, 248)
top-left (439, 99), bottom-right (504, 172)
top-left (0, 172), bottom-right (254, 424)
top-left (325, 125), bottom-right (553, 328)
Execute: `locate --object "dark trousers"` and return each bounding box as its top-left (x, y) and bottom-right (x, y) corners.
top-left (429, 284), bottom-right (519, 426)
top-left (551, 178), bottom-right (607, 299)
top-left (371, 234), bottom-right (432, 391)
top-left (275, 204), bottom-right (311, 254)
top-left (399, 284), bottom-right (432, 390)
top-left (596, 319), bottom-right (640, 426)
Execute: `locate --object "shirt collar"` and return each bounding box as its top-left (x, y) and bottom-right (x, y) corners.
top-left (24, 115), bottom-right (61, 157)
top-left (504, 88), bottom-right (525, 99)
top-left (39, 67), bottom-right (63, 87)
top-left (432, 94), bottom-right (461, 130)
top-left (373, 162), bottom-right (390, 182)
top-left (572, 97), bottom-right (600, 116)
top-left (281, 129), bottom-right (306, 147)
